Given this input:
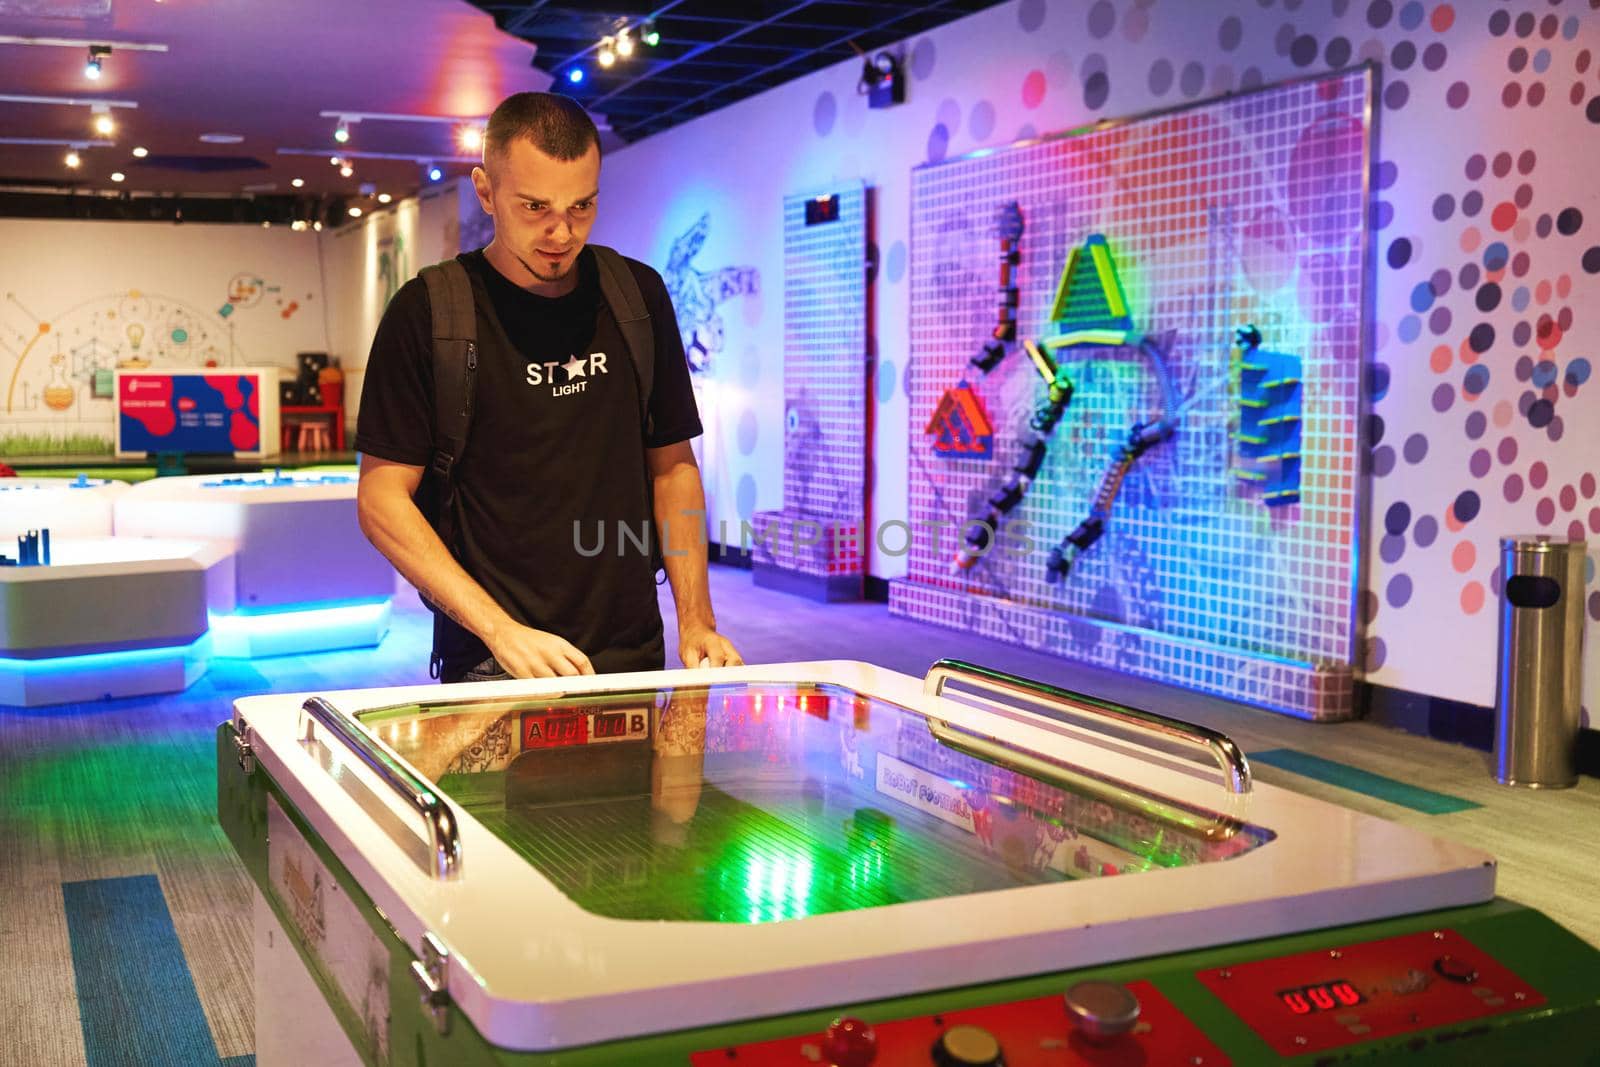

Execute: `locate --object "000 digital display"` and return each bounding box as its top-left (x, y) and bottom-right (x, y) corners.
top-left (1276, 980), bottom-right (1365, 1015)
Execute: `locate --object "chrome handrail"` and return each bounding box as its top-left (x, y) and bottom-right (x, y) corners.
top-left (924, 717), bottom-right (1243, 840)
top-left (301, 696), bottom-right (463, 879)
top-left (924, 659), bottom-right (1252, 795)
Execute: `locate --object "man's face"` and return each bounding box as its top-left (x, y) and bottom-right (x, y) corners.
top-left (473, 137), bottom-right (600, 287)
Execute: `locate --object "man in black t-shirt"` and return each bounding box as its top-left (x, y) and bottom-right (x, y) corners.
top-left (355, 92), bottom-right (741, 682)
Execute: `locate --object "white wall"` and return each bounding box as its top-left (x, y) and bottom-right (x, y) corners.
top-left (320, 183), bottom-right (460, 422)
top-left (0, 218), bottom-right (328, 452)
top-left (593, 0), bottom-right (1599, 713)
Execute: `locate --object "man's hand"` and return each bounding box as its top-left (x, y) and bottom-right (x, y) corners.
top-left (679, 625), bottom-right (743, 669)
top-left (486, 621), bottom-right (594, 678)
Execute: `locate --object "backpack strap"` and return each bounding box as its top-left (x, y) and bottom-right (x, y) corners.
top-left (418, 259), bottom-right (478, 678)
top-left (418, 258), bottom-right (478, 554)
top-left (591, 244), bottom-right (655, 438)
top-left (591, 244), bottom-right (671, 581)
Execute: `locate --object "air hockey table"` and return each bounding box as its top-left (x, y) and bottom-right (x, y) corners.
top-left (218, 659), bottom-right (1600, 1066)
top-left (114, 469), bottom-right (391, 657)
top-left (0, 474), bottom-right (129, 541)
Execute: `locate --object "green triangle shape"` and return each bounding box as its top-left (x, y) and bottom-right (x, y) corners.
top-left (1047, 233), bottom-right (1135, 333)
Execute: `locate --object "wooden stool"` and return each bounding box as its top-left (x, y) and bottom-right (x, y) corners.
top-left (296, 420), bottom-right (331, 452)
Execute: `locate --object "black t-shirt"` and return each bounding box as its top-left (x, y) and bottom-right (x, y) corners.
top-left (355, 246), bottom-right (702, 675)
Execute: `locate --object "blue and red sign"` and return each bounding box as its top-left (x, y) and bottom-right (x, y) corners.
top-left (119, 373), bottom-right (261, 454)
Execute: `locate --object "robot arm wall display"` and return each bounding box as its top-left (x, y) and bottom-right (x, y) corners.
top-left (937, 218), bottom-right (1181, 581)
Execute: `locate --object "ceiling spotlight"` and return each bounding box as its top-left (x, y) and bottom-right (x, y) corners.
top-left (339, 162), bottom-right (354, 177)
top-left (597, 37), bottom-right (616, 68)
top-left (132, 145), bottom-right (148, 158)
top-left (261, 220), bottom-right (271, 229)
top-left (313, 220), bottom-right (323, 232)
top-left (615, 29), bottom-right (634, 57)
top-left (567, 67), bottom-right (585, 84)
top-left (348, 206), bottom-right (363, 218)
top-left (65, 150), bottom-right (81, 168)
top-left (111, 171), bottom-right (125, 182)
top-left (329, 155), bottom-right (340, 166)
top-left (291, 177), bottom-right (304, 188)
top-left (333, 118), bottom-right (351, 144)
top-left (291, 220), bottom-right (308, 232)
top-left (91, 106), bottom-right (115, 137)
top-left (377, 192), bottom-right (392, 204)
top-left (426, 163), bottom-right (444, 182)
top-left (457, 125), bottom-right (483, 152)
top-left (84, 45), bottom-right (110, 81)
top-left (641, 21), bottom-right (659, 47)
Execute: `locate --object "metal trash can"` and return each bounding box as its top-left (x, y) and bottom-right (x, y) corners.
top-left (1493, 536), bottom-right (1587, 788)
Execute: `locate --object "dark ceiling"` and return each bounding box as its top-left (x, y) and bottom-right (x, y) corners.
top-left (471, 0), bottom-right (1006, 143)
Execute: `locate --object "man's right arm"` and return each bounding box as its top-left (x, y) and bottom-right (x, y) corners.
top-left (356, 455), bottom-right (594, 677)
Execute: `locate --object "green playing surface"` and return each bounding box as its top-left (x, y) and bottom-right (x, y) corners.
top-left (417, 682), bottom-right (1269, 924)
top-left (439, 767), bottom-right (1062, 923)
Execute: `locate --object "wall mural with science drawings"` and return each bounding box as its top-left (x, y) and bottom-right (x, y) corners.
top-left (1, 269), bottom-right (315, 456)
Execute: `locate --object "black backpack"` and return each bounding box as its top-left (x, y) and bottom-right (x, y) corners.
top-left (414, 246), bottom-right (661, 674)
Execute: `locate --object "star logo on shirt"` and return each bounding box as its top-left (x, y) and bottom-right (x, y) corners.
top-left (562, 354), bottom-right (588, 380)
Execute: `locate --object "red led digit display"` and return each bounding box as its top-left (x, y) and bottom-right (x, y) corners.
top-left (522, 713), bottom-right (587, 749)
top-left (593, 712), bottom-right (628, 739)
top-left (1276, 979), bottom-right (1365, 1015)
top-left (519, 708), bottom-right (649, 749)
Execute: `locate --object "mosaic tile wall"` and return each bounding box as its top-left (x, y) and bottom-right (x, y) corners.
top-left (753, 183), bottom-right (868, 582)
top-left (597, 0), bottom-right (1597, 719)
top-left (890, 69), bottom-right (1370, 720)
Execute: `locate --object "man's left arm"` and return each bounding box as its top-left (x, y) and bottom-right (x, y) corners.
top-left (648, 440), bottom-right (743, 668)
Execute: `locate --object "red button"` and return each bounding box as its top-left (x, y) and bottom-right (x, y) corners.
top-left (822, 1017), bottom-right (878, 1067)
top-left (1433, 955), bottom-right (1479, 984)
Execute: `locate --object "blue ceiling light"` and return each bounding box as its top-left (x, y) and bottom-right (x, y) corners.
top-left (568, 67), bottom-right (585, 85)
top-left (84, 45), bottom-right (110, 80)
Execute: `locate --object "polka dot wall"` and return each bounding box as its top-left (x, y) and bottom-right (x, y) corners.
top-left (1355, 0), bottom-right (1597, 720)
top-left (595, 0), bottom-right (1597, 717)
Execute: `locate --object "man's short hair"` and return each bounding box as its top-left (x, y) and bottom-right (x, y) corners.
top-left (484, 92), bottom-right (601, 167)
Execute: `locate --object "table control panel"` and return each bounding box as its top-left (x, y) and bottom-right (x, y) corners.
top-left (691, 928), bottom-right (1546, 1065)
top-left (1194, 927), bottom-right (1544, 1056)
top-left (690, 980), bottom-right (1231, 1065)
